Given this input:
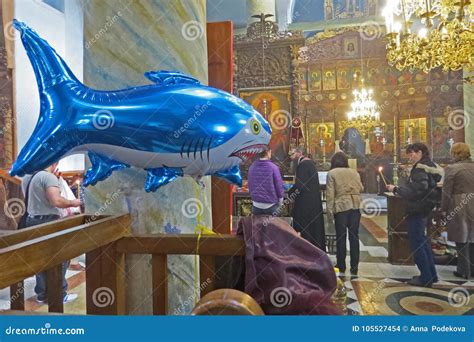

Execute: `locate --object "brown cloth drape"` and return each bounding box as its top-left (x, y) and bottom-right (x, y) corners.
top-left (237, 216), bottom-right (341, 315)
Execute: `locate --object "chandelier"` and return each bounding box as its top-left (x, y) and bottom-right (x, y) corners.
top-left (383, 0), bottom-right (474, 75)
top-left (347, 85), bottom-right (381, 133)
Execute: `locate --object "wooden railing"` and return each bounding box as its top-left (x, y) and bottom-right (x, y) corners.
top-left (0, 214), bottom-right (245, 315)
top-left (0, 214), bottom-right (131, 313)
top-left (115, 234), bottom-right (245, 315)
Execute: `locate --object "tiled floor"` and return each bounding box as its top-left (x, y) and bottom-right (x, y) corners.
top-left (1, 212), bottom-right (472, 315)
top-left (344, 277), bottom-right (474, 315)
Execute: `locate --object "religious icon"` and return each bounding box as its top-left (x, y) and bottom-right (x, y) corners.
top-left (366, 67), bottom-right (380, 86)
top-left (367, 0), bottom-right (377, 15)
top-left (334, 0), bottom-right (365, 18)
top-left (323, 68), bottom-right (337, 90)
top-left (343, 37), bottom-right (358, 57)
top-left (325, 0), bottom-right (334, 19)
top-left (309, 123), bottom-right (335, 158)
top-left (310, 68), bottom-right (322, 91)
top-left (350, 66), bottom-right (362, 88)
top-left (299, 68), bottom-right (308, 92)
top-left (337, 68), bottom-right (350, 89)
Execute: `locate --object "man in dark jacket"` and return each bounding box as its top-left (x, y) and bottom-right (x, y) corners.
top-left (387, 143), bottom-right (443, 287)
top-left (289, 147), bottom-right (326, 251)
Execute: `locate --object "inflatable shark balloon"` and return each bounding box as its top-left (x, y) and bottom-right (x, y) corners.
top-left (10, 20), bottom-right (271, 191)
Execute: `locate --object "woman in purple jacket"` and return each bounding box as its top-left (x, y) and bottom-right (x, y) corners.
top-left (247, 145), bottom-right (285, 215)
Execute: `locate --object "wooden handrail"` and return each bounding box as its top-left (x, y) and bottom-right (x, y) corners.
top-left (0, 214), bottom-right (107, 248)
top-left (0, 169), bottom-right (21, 186)
top-left (116, 234), bottom-right (245, 256)
top-left (0, 214), bottom-right (131, 288)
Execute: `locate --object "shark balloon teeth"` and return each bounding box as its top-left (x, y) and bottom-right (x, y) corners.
top-left (10, 20), bottom-right (272, 191)
top-left (230, 144), bottom-right (267, 162)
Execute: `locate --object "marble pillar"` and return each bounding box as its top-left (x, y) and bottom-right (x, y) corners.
top-left (84, 0), bottom-right (210, 315)
top-left (247, 0), bottom-right (276, 23)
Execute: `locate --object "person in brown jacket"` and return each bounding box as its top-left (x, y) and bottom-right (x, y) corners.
top-left (441, 143), bottom-right (474, 279)
top-left (326, 152), bottom-right (364, 275)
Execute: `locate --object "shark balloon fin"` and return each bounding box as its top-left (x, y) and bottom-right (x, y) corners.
top-left (144, 70), bottom-right (200, 86)
top-left (212, 166), bottom-right (242, 187)
top-left (144, 167), bottom-right (184, 192)
top-left (83, 152), bottom-right (130, 187)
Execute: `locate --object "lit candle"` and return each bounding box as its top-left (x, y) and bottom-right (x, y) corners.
top-left (378, 166), bottom-right (389, 186)
top-left (76, 179), bottom-right (81, 200)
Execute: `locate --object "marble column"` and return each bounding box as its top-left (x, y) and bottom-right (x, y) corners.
top-left (84, 0), bottom-right (210, 315)
top-left (246, 0), bottom-right (276, 24)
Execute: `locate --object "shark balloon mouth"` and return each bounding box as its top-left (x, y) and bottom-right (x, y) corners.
top-left (230, 144), bottom-right (267, 162)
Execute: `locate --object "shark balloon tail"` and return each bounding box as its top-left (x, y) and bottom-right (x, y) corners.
top-left (10, 19), bottom-right (84, 177)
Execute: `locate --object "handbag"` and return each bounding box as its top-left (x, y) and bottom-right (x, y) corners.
top-left (17, 171), bottom-right (40, 229)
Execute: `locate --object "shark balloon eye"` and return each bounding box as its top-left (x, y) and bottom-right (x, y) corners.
top-left (251, 119), bottom-right (261, 135)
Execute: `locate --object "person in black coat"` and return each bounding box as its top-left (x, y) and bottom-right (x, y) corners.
top-left (387, 143), bottom-right (444, 287)
top-left (289, 147), bottom-right (326, 251)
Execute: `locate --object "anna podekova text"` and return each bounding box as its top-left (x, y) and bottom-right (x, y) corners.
top-left (352, 325), bottom-right (466, 333)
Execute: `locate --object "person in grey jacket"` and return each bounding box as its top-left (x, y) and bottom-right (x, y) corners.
top-left (326, 152), bottom-right (363, 275)
top-left (441, 143), bottom-right (474, 279)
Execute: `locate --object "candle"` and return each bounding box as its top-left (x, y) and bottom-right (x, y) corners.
top-left (378, 166), bottom-right (389, 186)
top-left (76, 179), bottom-right (81, 200)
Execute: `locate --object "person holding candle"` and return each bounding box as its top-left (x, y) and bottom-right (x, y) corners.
top-left (387, 143), bottom-right (444, 287)
top-left (326, 152), bottom-right (364, 275)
